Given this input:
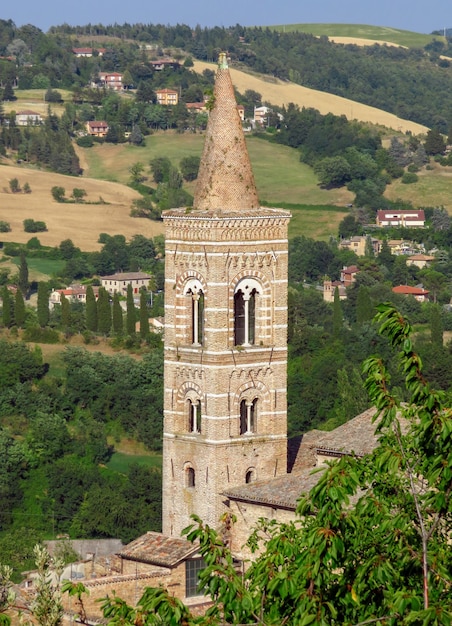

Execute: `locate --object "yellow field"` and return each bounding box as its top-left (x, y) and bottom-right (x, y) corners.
top-left (0, 162), bottom-right (164, 251)
top-left (326, 36), bottom-right (405, 48)
top-left (193, 61), bottom-right (428, 135)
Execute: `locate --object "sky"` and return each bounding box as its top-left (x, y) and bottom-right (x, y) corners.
top-left (3, 0), bottom-right (451, 35)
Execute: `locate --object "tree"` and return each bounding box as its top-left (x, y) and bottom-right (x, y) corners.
top-left (23, 182), bottom-right (31, 194)
top-left (129, 125), bottom-right (144, 146)
top-left (9, 178), bottom-right (20, 193)
top-left (112, 292), bottom-right (123, 335)
top-left (29, 544), bottom-right (64, 626)
top-left (139, 289), bottom-right (149, 340)
top-left (100, 305), bottom-right (451, 626)
top-left (424, 128), bottom-right (446, 156)
top-left (314, 155), bottom-right (351, 187)
top-left (180, 156), bottom-right (200, 182)
top-left (85, 285), bottom-right (97, 332)
top-left (126, 284), bottom-right (136, 336)
top-left (97, 287), bottom-right (111, 335)
top-left (129, 161), bottom-right (146, 184)
top-left (23, 219), bottom-right (47, 233)
top-left (60, 293), bottom-right (71, 330)
top-left (150, 156), bottom-right (171, 183)
top-left (71, 188), bottom-right (86, 202)
top-left (332, 286), bottom-right (342, 338)
top-left (51, 186), bottom-right (65, 203)
top-left (2, 286), bottom-right (11, 328)
top-left (18, 251), bottom-right (29, 295)
top-left (430, 303), bottom-right (444, 348)
top-left (355, 285), bottom-right (373, 324)
top-left (37, 282), bottom-right (49, 328)
top-left (14, 289), bottom-right (26, 327)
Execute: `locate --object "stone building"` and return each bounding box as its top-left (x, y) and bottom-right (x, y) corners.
top-left (162, 52), bottom-right (291, 537)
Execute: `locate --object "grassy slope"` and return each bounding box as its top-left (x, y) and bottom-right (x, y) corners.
top-left (268, 24), bottom-right (441, 47)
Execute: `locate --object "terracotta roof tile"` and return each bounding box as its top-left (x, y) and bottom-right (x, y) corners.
top-left (117, 532), bottom-right (199, 567)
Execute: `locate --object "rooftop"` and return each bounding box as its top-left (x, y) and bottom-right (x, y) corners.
top-left (117, 531), bottom-right (199, 567)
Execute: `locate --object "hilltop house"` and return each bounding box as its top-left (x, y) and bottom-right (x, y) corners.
top-left (15, 110), bottom-right (42, 126)
top-left (49, 285), bottom-right (99, 309)
top-left (156, 88), bottom-right (179, 106)
top-left (86, 120), bottom-right (109, 137)
top-left (101, 272), bottom-right (153, 295)
top-left (392, 285), bottom-right (429, 302)
top-left (96, 72), bottom-right (124, 91)
top-left (376, 210), bottom-right (425, 228)
top-left (339, 235), bottom-right (381, 257)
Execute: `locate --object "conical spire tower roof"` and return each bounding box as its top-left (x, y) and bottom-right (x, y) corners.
top-left (193, 53), bottom-right (260, 211)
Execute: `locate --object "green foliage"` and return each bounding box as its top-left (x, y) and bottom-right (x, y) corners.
top-left (0, 221), bottom-right (11, 232)
top-left (71, 188), bottom-right (86, 202)
top-left (51, 186), bottom-right (65, 202)
top-left (126, 283), bottom-right (136, 336)
top-left (85, 285), bottom-right (97, 332)
top-left (37, 282), bottom-right (49, 328)
top-left (8, 178), bottom-right (20, 193)
top-left (97, 287), bottom-right (111, 335)
top-left (112, 292), bottom-right (123, 335)
top-left (76, 135), bottom-right (94, 148)
top-left (18, 251), bottom-right (29, 294)
top-left (14, 289), bottom-right (26, 328)
top-left (23, 219), bottom-right (47, 233)
top-left (401, 171), bottom-right (419, 184)
top-left (179, 155), bottom-right (200, 182)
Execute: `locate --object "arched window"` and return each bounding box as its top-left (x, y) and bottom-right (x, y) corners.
top-left (234, 278), bottom-right (261, 346)
top-left (245, 469), bottom-right (256, 484)
top-left (186, 467), bottom-right (195, 488)
top-left (188, 399), bottom-right (201, 434)
top-left (184, 279), bottom-right (204, 346)
top-left (239, 398), bottom-right (258, 435)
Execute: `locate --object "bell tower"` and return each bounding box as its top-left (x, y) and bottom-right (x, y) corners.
top-left (162, 54), bottom-right (290, 536)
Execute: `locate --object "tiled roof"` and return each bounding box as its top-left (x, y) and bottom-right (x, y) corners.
top-left (101, 272), bottom-right (152, 281)
top-left (392, 285), bottom-right (429, 295)
top-left (117, 532), bottom-right (199, 567)
top-left (224, 408), bottom-right (383, 510)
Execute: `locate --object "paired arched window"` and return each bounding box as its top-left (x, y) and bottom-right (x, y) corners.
top-left (239, 398), bottom-right (258, 435)
top-left (183, 279), bottom-right (204, 346)
top-left (234, 278), bottom-right (261, 346)
top-left (188, 399), bottom-right (201, 434)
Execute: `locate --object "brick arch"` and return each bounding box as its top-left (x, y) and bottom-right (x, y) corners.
top-left (175, 270), bottom-right (207, 295)
top-left (229, 269), bottom-right (271, 299)
top-left (177, 381), bottom-right (203, 403)
top-left (232, 379), bottom-right (269, 413)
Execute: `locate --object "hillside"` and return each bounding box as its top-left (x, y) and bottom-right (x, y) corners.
top-left (0, 163), bottom-right (164, 251)
top-left (192, 61), bottom-right (428, 135)
top-left (270, 24), bottom-right (441, 48)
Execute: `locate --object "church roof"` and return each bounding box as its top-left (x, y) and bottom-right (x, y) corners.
top-left (117, 531), bottom-right (199, 567)
top-left (224, 407), bottom-right (382, 510)
top-left (193, 53), bottom-right (260, 212)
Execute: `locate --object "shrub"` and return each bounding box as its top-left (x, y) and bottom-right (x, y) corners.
top-left (401, 172), bottom-right (419, 184)
top-left (0, 221), bottom-right (11, 232)
top-left (51, 186), bottom-right (66, 202)
top-left (26, 237), bottom-right (41, 249)
top-left (23, 182), bottom-right (31, 193)
top-left (23, 219), bottom-right (47, 233)
top-left (9, 178), bottom-right (20, 193)
top-left (23, 326), bottom-right (60, 343)
top-left (76, 135), bottom-right (94, 148)
top-left (3, 243), bottom-right (20, 256)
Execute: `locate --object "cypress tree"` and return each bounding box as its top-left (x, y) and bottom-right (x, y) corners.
top-left (18, 252), bottom-right (29, 295)
top-left (332, 286), bottom-right (343, 338)
top-left (139, 288), bottom-right (149, 340)
top-left (112, 292), bottom-right (123, 335)
top-left (2, 286), bottom-right (11, 327)
top-left (430, 303), bottom-right (443, 349)
top-left (14, 289), bottom-right (26, 327)
top-left (356, 285), bottom-right (373, 325)
top-left (97, 287), bottom-right (112, 335)
top-left (85, 285), bottom-right (98, 332)
top-left (37, 282), bottom-right (49, 327)
top-left (126, 283), bottom-right (136, 336)
top-left (61, 292), bottom-right (71, 329)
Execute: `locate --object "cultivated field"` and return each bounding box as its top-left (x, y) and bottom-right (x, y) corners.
top-left (0, 162), bottom-right (164, 251)
top-left (192, 61), bottom-right (428, 135)
top-left (269, 24), bottom-right (441, 48)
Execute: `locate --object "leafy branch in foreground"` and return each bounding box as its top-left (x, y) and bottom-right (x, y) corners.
top-left (98, 304), bottom-right (451, 625)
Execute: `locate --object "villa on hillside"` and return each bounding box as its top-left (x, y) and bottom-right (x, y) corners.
top-left (101, 272), bottom-right (153, 295)
top-left (86, 121), bottom-right (109, 137)
top-left (156, 88), bottom-right (179, 106)
top-left (392, 285), bottom-right (429, 302)
top-left (15, 110), bottom-right (42, 126)
top-left (376, 210), bottom-right (425, 228)
top-left (49, 285), bottom-right (99, 309)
